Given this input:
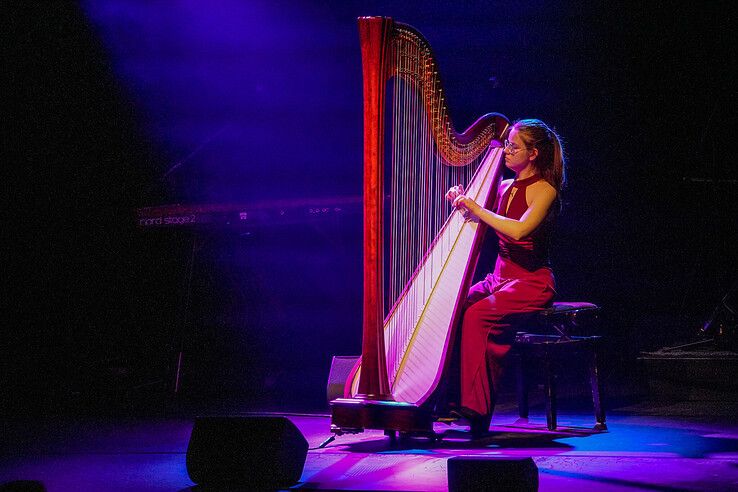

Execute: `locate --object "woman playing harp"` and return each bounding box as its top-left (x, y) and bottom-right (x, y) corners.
top-left (446, 118), bottom-right (566, 437)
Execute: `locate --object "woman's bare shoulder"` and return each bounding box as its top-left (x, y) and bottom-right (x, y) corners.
top-left (528, 179), bottom-right (558, 200)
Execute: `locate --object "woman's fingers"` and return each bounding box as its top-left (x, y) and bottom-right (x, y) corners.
top-left (446, 185), bottom-right (465, 203)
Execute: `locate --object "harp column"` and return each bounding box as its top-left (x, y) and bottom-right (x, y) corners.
top-left (356, 16), bottom-right (392, 400)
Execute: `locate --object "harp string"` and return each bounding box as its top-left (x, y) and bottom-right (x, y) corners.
top-left (385, 33), bottom-right (487, 386)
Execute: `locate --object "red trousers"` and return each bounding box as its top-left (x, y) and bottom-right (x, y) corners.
top-left (460, 257), bottom-right (555, 416)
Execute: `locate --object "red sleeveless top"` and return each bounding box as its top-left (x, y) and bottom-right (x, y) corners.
top-left (494, 174), bottom-right (556, 272)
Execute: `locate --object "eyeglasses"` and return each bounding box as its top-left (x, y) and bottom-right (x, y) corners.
top-left (504, 139), bottom-right (529, 155)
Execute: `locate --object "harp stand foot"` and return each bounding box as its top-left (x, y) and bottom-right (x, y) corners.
top-left (329, 424), bottom-right (363, 436)
top-left (394, 430), bottom-right (441, 445)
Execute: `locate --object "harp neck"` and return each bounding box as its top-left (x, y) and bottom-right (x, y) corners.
top-left (361, 17), bottom-right (505, 165)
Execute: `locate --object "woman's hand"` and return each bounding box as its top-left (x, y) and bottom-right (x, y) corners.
top-left (452, 194), bottom-right (479, 214)
top-left (445, 184), bottom-right (465, 203)
top-left (446, 185), bottom-right (480, 219)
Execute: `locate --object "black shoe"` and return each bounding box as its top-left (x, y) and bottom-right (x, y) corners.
top-left (450, 407), bottom-right (491, 439)
top-left (470, 414), bottom-right (492, 439)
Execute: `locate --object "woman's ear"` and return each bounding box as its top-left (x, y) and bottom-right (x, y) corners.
top-left (528, 147), bottom-right (539, 162)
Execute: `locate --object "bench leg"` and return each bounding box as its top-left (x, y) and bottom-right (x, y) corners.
top-left (544, 357), bottom-right (557, 431)
top-left (517, 353), bottom-right (529, 419)
top-left (589, 349), bottom-right (607, 431)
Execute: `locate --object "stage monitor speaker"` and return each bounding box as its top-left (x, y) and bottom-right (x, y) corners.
top-left (186, 416), bottom-right (308, 488)
top-left (326, 355), bottom-right (359, 403)
top-left (448, 456), bottom-right (539, 492)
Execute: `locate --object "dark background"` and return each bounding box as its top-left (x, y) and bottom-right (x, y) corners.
top-left (3, 1), bottom-right (736, 416)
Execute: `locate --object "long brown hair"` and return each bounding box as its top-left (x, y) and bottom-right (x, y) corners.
top-left (513, 119), bottom-right (566, 193)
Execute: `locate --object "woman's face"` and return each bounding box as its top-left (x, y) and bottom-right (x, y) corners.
top-left (504, 127), bottom-right (535, 173)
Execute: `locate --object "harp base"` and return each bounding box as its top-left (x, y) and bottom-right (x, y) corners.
top-left (329, 398), bottom-right (434, 436)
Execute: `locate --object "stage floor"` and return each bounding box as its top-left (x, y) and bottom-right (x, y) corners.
top-left (1, 403), bottom-right (737, 491)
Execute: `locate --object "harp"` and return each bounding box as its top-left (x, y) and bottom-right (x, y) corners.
top-left (330, 17), bottom-right (509, 436)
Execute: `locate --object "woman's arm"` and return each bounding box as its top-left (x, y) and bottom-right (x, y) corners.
top-left (451, 182), bottom-right (557, 240)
